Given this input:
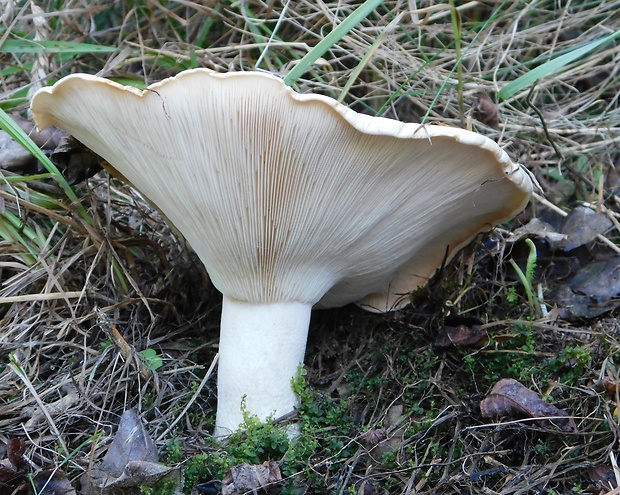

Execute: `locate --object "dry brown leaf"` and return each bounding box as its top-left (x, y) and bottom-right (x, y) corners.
top-left (32, 470), bottom-right (76, 495)
top-left (506, 217), bottom-right (567, 244)
top-left (473, 93), bottom-right (499, 128)
top-left (222, 461), bottom-right (282, 495)
top-left (0, 130), bottom-right (35, 169)
top-left (12, 114), bottom-right (65, 150)
top-left (551, 257), bottom-right (620, 319)
top-left (589, 378), bottom-right (620, 394)
top-left (7, 438), bottom-right (27, 471)
top-left (587, 464), bottom-right (617, 491)
top-left (50, 136), bottom-right (104, 185)
top-left (81, 409), bottom-right (181, 495)
top-left (434, 325), bottom-right (489, 349)
top-left (554, 206), bottom-right (612, 251)
top-left (480, 378), bottom-right (575, 432)
top-left (360, 428), bottom-right (387, 447)
top-left (0, 438), bottom-right (76, 495)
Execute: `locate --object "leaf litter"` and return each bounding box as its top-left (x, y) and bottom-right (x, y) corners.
top-left (480, 378), bottom-right (575, 432)
top-left (81, 409), bottom-right (181, 495)
top-left (0, 437), bottom-right (76, 495)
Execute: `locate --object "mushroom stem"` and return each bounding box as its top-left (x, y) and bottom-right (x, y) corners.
top-left (214, 296), bottom-right (312, 436)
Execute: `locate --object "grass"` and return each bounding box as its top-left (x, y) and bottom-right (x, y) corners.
top-left (1, 0), bottom-right (620, 494)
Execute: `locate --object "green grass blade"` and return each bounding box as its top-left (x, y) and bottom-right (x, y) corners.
top-left (449, 0), bottom-right (464, 124)
top-left (2, 173), bottom-right (54, 182)
top-left (338, 13), bottom-right (402, 103)
top-left (421, 0), bottom-right (511, 124)
top-left (499, 30), bottom-right (620, 100)
top-left (0, 107), bottom-right (90, 222)
top-left (283, 0), bottom-right (384, 87)
top-left (0, 39), bottom-right (116, 55)
top-left (0, 214), bottom-right (39, 265)
top-left (2, 210), bottom-right (44, 248)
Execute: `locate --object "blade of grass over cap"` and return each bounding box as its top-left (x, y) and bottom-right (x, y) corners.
top-left (420, 0), bottom-right (511, 124)
top-left (282, 0), bottom-right (384, 87)
top-left (499, 29), bottom-right (620, 100)
top-left (338, 12), bottom-right (403, 103)
top-left (0, 107), bottom-right (90, 222)
top-left (0, 39), bottom-right (117, 55)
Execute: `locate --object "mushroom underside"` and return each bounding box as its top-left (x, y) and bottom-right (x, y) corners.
top-left (31, 68), bottom-right (533, 432)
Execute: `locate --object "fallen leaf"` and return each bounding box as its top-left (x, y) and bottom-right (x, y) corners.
top-left (32, 469), bottom-right (76, 495)
top-left (589, 378), bottom-right (620, 394)
top-left (0, 130), bottom-right (35, 169)
top-left (563, 258), bottom-right (620, 300)
top-left (0, 114), bottom-right (102, 184)
top-left (195, 480), bottom-right (222, 494)
top-left (222, 461), bottom-right (282, 495)
top-left (587, 464), bottom-right (617, 491)
top-left (360, 428), bottom-right (387, 447)
top-left (434, 325), bottom-right (489, 349)
top-left (553, 207), bottom-right (612, 251)
top-left (0, 438), bottom-right (76, 495)
top-left (81, 409), bottom-right (181, 495)
top-left (506, 218), bottom-right (567, 244)
top-left (0, 466), bottom-right (17, 484)
top-left (506, 208), bottom-right (612, 251)
top-left (385, 404), bottom-right (404, 429)
top-left (361, 405), bottom-right (406, 460)
top-left (11, 114), bottom-right (66, 150)
top-left (100, 408), bottom-right (158, 477)
top-left (473, 93), bottom-right (499, 128)
top-left (0, 115), bottom-right (66, 173)
top-left (7, 438), bottom-right (27, 471)
top-left (50, 136), bottom-right (104, 185)
top-left (480, 378), bottom-right (575, 432)
top-left (354, 479), bottom-right (377, 495)
top-left (550, 257), bottom-right (620, 319)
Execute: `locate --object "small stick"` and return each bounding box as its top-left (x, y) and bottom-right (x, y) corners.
top-left (97, 309), bottom-right (153, 381)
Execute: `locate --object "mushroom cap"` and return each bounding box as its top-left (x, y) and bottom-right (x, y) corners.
top-left (31, 69), bottom-right (532, 311)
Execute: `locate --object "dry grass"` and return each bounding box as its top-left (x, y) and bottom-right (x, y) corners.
top-left (1, 1), bottom-right (620, 494)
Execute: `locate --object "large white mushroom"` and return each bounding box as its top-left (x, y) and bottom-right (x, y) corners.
top-left (31, 69), bottom-right (533, 436)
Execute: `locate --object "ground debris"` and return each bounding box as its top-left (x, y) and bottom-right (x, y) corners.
top-left (2, 1), bottom-right (620, 493)
top-left (473, 93), bottom-right (499, 128)
top-left (508, 207), bottom-right (611, 251)
top-left (0, 113), bottom-right (101, 184)
top-left (81, 409), bottom-right (181, 495)
top-left (0, 437), bottom-right (76, 495)
top-left (550, 257), bottom-right (620, 319)
top-left (553, 207), bottom-right (613, 252)
top-left (509, 205), bottom-right (620, 319)
top-left (587, 464), bottom-right (618, 492)
top-left (507, 217), bottom-right (567, 244)
top-left (434, 324), bottom-right (489, 349)
top-left (221, 461), bottom-right (282, 495)
top-left (589, 378), bottom-right (620, 395)
top-left (480, 378), bottom-right (576, 432)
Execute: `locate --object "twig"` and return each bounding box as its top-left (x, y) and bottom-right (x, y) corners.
top-left (156, 354), bottom-right (218, 442)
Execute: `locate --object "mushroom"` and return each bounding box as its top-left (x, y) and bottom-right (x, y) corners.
top-left (31, 69), bottom-right (533, 436)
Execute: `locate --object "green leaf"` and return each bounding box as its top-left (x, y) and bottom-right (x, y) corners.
top-left (139, 348), bottom-right (164, 371)
top-left (338, 12), bottom-right (403, 103)
top-left (499, 30), bottom-right (620, 100)
top-left (0, 107), bottom-right (90, 221)
top-left (283, 0), bottom-right (384, 87)
top-left (0, 39), bottom-right (117, 55)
